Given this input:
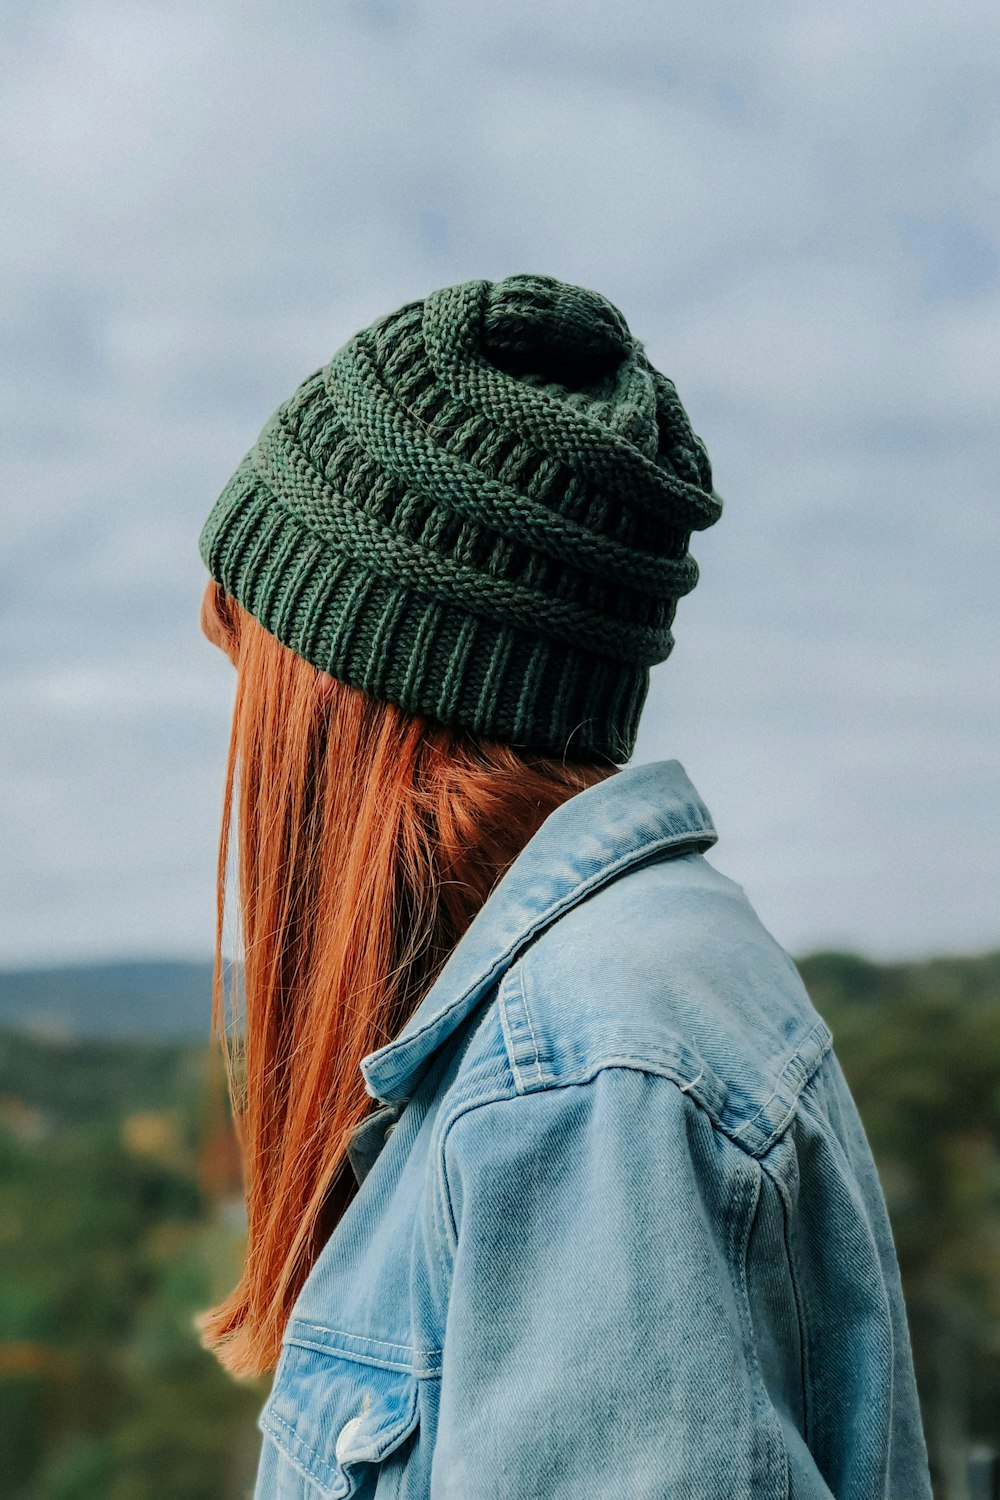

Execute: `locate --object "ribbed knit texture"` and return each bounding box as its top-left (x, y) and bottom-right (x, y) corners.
top-left (198, 273), bottom-right (723, 762)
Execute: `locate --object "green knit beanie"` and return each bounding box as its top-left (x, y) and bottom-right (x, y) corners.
top-left (198, 272), bottom-right (722, 763)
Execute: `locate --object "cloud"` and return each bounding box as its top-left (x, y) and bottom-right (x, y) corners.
top-left (1, 0), bottom-right (997, 963)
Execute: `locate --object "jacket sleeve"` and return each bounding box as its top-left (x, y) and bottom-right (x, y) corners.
top-left (430, 1064), bottom-right (795, 1500)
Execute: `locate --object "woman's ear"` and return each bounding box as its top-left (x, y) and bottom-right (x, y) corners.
top-left (316, 670), bottom-right (337, 702)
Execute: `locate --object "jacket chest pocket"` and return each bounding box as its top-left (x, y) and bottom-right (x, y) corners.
top-left (256, 1323), bottom-right (435, 1499)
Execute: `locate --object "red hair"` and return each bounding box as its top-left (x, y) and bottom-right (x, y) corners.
top-left (197, 581), bottom-right (615, 1376)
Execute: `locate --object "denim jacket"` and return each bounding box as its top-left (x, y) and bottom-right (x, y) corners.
top-left (253, 759), bottom-right (933, 1499)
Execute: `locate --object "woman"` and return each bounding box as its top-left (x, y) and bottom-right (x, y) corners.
top-left (196, 273), bottom-right (932, 1497)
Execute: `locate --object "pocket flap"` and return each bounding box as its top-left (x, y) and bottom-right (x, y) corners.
top-left (260, 1330), bottom-right (424, 1498)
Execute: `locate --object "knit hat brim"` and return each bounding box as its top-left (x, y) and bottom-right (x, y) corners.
top-left (199, 453), bottom-right (655, 762)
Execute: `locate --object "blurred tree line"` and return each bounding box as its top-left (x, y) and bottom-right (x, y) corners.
top-left (0, 1032), bottom-right (264, 1499)
top-left (0, 948), bottom-right (997, 1498)
top-left (797, 950), bottom-right (1000, 1497)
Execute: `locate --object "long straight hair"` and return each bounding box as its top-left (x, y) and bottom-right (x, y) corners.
top-left (196, 581), bottom-right (615, 1377)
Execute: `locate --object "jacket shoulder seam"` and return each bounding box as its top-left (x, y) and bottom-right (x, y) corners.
top-left (731, 1152), bottom-right (792, 1497)
top-left (500, 957), bottom-right (729, 1120)
top-left (758, 1146), bottom-right (815, 1454)
top-left (436, 1081), bottom-right (519, 1258)
top-left (501, 956), bottom-right (833, 1158)
top-left (728, 1020), bottom-right (833, 1154)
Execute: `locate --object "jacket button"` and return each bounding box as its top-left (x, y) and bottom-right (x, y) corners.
top-left (383, 1121), bottom-right (397, 1140)
top-left (335, 1414), bottom-right (365, 1462)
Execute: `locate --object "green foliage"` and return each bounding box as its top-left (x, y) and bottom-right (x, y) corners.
top-left (0, 1032), bottom-right (263, 1500)
top-left (797, 948), bottom-right (1000, 1472)
top-left (1, 950), bottom-right (998, 1495)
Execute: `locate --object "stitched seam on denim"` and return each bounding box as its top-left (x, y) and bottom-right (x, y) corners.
top-left (729, 1019), bottom-right (830, 1142)
top-left (729, 1020), bottom-right (834, 1152)
top-left (520, 964), bottom-right (547, 1089)
top-left (282, 1337), bottom-right (439, 1381)
top-left (259, 1428), bottom-right (333, 1500)
top-left (498, 964), bottom-right (540, 1092)
top-left (794, 1064), bottom-right (904, 1444)
top-left (264, 1367), bottom-right (422, 1490)
top-left (436, 1078), bottom-right (522, 1257)
top-left (728, 1160), bottom-right (761, 1495)
top-left (260, 1428), bottom-right (334, 1500)
top-left (734, 1157), bottom-right (791, 1498)
top-left (451, 1049), bottom-right (832, 1168)
top-left (288, 1322), bottom-right (442, 1360)
top-left (514, 1049), bottom-right (728, 1130)
top-left (497, 967), bottom-right (520, 1083)
top-left (435, 1001), bottom-right (510, 1127)
top-left (391, 995), bottom-right (498, 1284)
top-left (788, 1179), bottom-right (822, 1471)
top-left (366, 827), bottom-right (716, 1081)
top-left (502, 960), bottom-right (551, 1091)
top-left (263, 1407), bottom-right (341, 1494)
top-left (284, 1336), bottom-right (442, 1378)
top-left (760, 1148), bottom-right (813, 1456)
top-left (428, 1006), bottom-right (517, 1266)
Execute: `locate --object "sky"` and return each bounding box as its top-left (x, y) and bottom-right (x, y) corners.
top-left (1, 0), bottom-right (998, 968)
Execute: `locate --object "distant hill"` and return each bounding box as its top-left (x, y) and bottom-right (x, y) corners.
top-left (1, 947), bottom-right (998, 1043)
top-left (794, 946), bottom-right (1000, 1014)
top-left (0, 960), bottom-right (218, 1041)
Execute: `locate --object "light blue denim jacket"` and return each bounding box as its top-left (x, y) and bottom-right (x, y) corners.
top-left (253, 759), bottom-right (933, 1499)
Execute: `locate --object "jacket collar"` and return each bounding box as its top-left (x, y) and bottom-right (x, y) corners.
top-left (360, 757), bottom-right (718, 1104)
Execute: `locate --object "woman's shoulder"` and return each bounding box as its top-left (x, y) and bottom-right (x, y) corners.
top-left (461, 847), bottom-right (834, 1159)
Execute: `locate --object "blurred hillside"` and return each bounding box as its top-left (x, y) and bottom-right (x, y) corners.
top-left (796, 948), bottom-right (1000, 1498)
top-left (0, 1027), bottom-right (263, 1500)
top-left (0, 962), bottom-right (215, 1042)
top-left (0, 950), bottom-right (998, 1498)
